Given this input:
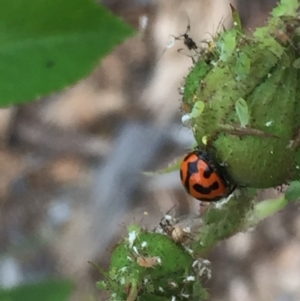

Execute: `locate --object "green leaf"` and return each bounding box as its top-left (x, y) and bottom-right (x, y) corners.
top-left (0, 0), bottom-right (135, 106)
top-left (143, 156), bottom-right (184, 175)
top-left (293, 58), bottom-right (300, 69)
top-left (271, 0), bottom-right (298, 17)
top-left (251, 197), bottom-right (288, 223)
top-left (285, 181), bottom-right (300, 202)
top-left (235, 98), bottom-right (249, 127)
top-left (192, 281), bottom-right (209, 300)
top-left (253, 27), bottom-right (284, 58)
top-left (96, 281), bottom-right (107, 290)
top-left (230, 4), bottom-right (243, 34)
top-left (0, 279), bottom-right (73, 301)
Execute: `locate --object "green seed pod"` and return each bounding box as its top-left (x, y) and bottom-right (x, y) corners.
top-left (182, 2), bottom-right (300, 188)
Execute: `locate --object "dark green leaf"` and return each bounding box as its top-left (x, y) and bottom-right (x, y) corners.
top-left (0, 279), bottom-right (73, 301)
top-left (293, 58), bottom-right (300, 69)
top-left (0, 0), bottom-right (135, 106)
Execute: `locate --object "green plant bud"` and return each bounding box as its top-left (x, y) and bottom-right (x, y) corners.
top-left (214, 58), bottom-right (298, 187)
top-left (290, 69), bottom-right (300, 181)
top-left (182, 3), bottom-right (300, 188)
top-left (107, 232), bottom-right (204, 300)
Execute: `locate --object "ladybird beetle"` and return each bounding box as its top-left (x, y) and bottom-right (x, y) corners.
top-left (180, 150), bottom-right (236, 202)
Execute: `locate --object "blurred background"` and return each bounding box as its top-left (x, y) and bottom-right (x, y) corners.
top-left (2, 0), bottom-right (300, 301)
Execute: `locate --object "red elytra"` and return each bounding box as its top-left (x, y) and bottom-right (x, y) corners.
top-left (180, 150), bottom-right (235, 202)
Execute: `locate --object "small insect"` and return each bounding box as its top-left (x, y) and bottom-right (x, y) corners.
top-left (173, 19), bottom-right (198, 52)
top-left (157, 213), bottom-right (202, 244)
top-left (137, 256), bottom-right (161, 268)
top-left (159, 218), bottom-right (187, 243)
top-left (157, 15), bottom-right (201, 63)
top-left (172, 16), bottom-right (200, 63)
top-left (180, 150), bottom-right (236, 202)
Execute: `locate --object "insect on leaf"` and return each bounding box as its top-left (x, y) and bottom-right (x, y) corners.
top-left (235, 52), bottom-right (251, 81)
top-left (235, 98), bottom-right (249, 128)
top-left (218, 30), bottom-right (236, 62)
top-left (190, 101), bottom-right (205, 118)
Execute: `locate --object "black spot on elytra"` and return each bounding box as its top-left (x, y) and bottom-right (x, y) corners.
top-left (187, 160), bottom-right (199, 175)
top-left (203, 166), bottom-right (213, 179)
top-left (183, 159), bottom-right (198, 193)
top-left (194, 181), bottom-right (220, 195)
top-left (184, 159), bottom-right (216, 194)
